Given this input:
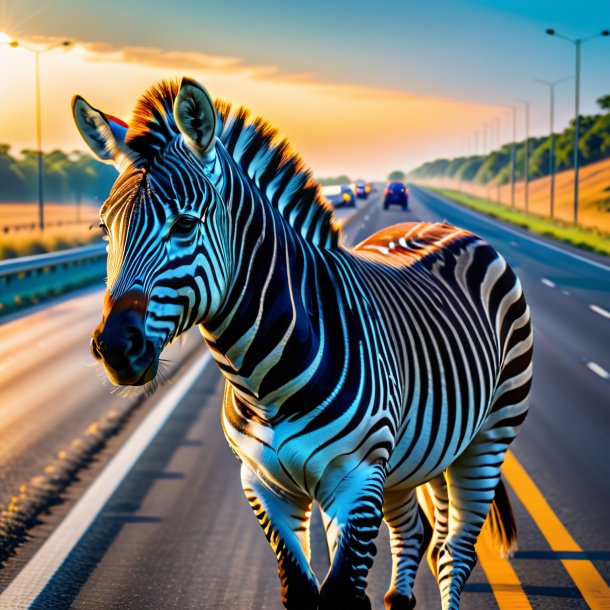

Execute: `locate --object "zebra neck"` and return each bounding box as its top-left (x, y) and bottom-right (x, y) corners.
top-left (201, 205), bottom-right (321, 417)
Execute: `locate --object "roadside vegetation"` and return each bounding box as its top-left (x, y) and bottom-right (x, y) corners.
top-left (0, 145), bottom-right (115, 205)
top-left (0, 224), bottom-right (103, 260)
top-left (0, 145), bottom-right (111, 259)
top-left (427, 187), bottom-right (610, 257)
top-left (410, 95), bottom-right (610, 187)
top-left (0, 203), bottom-right (102, 259)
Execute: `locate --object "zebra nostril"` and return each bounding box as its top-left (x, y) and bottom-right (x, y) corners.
top-left (124, 326), bottom-right (146, 360)
top-left (90, 337), bottom-right (103, 361)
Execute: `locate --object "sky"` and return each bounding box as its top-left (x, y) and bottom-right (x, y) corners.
top-left (1, 0), bottom-right (609, 179)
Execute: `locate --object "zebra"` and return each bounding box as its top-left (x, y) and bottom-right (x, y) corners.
top-left (73, 77), bottom-right (533, 610)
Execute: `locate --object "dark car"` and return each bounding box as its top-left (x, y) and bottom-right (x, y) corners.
top-left (322, 185), bottom-right (356, 208)
top-left (354, 183), bottom-right (370, 199)
top-left (383, 182), bottom-right (408, 210)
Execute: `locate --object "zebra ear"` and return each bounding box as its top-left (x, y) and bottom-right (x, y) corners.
top-left (173, 77), bottom-right (217, 155)
top-left (72, 95), bottom-right (129, 166)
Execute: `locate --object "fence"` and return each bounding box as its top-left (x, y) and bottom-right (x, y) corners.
top-left (0, 244), bottom-right (107, 315)
top-left (1, 219), bottom-right (93, 234)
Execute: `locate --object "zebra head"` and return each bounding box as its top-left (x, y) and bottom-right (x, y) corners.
top-left (72, 78), bottom-right (230, 386)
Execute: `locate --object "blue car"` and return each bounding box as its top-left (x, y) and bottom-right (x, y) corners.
top-left (383, 182), bottom-right (408, 210)
top-left (354, 183), bottom-right (369, 199)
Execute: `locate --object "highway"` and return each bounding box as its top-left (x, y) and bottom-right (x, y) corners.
top-left (0, 186), bottom-right (609, 609)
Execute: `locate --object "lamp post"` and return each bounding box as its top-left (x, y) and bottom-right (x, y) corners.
top-left (506, 106), bottom-right (517, 208)
top-left (545, 28), bottom-right (609, 225)
top-left (515, 100), bottom-right (530, 211)
top-left (5, 36), bottom-right (71, 230)
top-left (493, 117), bottom-right (501, 202)
top-left (534, 76), bottom-right (571, 219)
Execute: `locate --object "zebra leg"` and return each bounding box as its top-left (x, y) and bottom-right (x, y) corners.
top-left (317, 462), bottom-right (386, 610)
top-left (240, 465), bottom-right (319, 610)
top-left (436, 443), bottom-right (505, 610)
top-left (424, 474), bottom-right (450, 580)
top-left (383, 488), bottom-right (430, 610)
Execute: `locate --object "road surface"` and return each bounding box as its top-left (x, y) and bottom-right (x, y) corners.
top-left (0, 187), bottom-right (609, 609)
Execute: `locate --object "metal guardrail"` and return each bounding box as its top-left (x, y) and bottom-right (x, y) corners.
top-left (0, 243), bottom-right (107, 314)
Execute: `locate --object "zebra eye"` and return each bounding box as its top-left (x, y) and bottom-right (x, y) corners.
top-left (171, 214), bottom-right (200, 238)
top-left (99, 222), bottom-right (110, 242)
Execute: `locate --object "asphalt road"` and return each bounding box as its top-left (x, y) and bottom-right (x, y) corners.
top-left (1, 187), bottom-right (609, 609)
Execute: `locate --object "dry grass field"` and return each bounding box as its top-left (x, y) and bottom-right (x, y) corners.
top-left (424, 157), bottom-right (610, 234)
top-left (0, 203), bottom-right (102, 259)
top-left (0, 203), bottom-right (99, 229)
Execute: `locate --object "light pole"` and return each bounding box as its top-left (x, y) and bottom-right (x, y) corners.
top-left (546, 28), bottom-right (609, 225)
top-left (507, 106), bottom-right (517, 208)
top-left (534, 76), bottom-right (571, 219)
top-left (493, 117), bottom-right (501, 202)
top-left (515, 100), bottom-right (530, 211)
top-left (5, 36), bottom-right (71, 230)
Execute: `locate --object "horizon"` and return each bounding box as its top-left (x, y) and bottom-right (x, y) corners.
top-left (1, 0), bottom-right (609, 179)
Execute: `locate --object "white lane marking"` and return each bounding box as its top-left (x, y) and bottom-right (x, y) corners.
top-left (541, 278), bottom-right (556, 288)
top-left (589, 304), bottom-right (610, 320)
top-left (418, 187), bottom-right (610, 273)
top-left (562, 290), bottom-right (571, 296)
top-left (0, 351), bottom-right (212, 609)
top-left (586, 361), bottom-right (610, 380)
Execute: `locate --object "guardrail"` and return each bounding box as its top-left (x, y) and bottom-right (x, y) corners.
top-left (0, 243), bottom-right (107, 314)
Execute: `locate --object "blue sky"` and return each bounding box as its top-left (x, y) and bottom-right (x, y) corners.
top-left (1, 0), bottom-right (609, 176)
top-left (7, 0), bottom-right (609, 104)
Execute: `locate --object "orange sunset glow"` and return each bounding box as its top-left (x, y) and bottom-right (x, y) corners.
top-left (0, 35), bottom-right (504, 179)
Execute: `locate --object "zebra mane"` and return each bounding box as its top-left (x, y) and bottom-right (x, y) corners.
top-left (124, 79), bottom-right (340, 248)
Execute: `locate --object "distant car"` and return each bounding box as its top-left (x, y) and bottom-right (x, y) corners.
top-left (322, 185), bottom-right (356, 208)
top-left (383, 182), bottom-right (408, 210)
top-left (354, 183), bottom-right (369, 199)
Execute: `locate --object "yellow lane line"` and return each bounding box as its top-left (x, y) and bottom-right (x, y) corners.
top-left (476, 520), bottom-right (532, 609)
top-left (503, 451), bottom-right (610, 610)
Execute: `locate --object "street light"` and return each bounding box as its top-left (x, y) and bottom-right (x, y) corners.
top-left (5, 35), bottom-right (71, 230)
top-left (515, 99), bottom-right (530, 211)
top-left (545, 28), bottom-right (609, 224)
top-left (534, 76), bottom-right (571, 219)
top-left (505, 106), bottom-right (517, 208)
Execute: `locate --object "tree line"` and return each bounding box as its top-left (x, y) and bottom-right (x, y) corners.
top-left (0, 146), bottom-right (117, 204)
top-left (409, 95), bottom-right (610, 185)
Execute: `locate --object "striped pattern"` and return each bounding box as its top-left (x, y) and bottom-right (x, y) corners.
top-left (77, 79), bottom-right (533, 610)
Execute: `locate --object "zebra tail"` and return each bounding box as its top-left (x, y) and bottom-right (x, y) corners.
top-left (488, 477), bottom-right (518, 557)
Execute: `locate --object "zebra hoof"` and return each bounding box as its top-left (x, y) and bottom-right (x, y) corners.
top-left (384, 590), bottom-right (416, 610)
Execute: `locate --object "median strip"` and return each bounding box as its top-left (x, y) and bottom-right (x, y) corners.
top-left (0, 351), bottom-right (211, 609)
top-left (503, 452), bottom-right (610, 609)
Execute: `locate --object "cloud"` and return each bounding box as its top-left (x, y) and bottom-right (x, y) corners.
top-left (18, 34), bottom-right (469, 104)
top-left (67, 37), bottom-right (411, 101)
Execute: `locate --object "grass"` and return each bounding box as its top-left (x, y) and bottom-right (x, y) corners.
top-left (0, 203), bottom-right (102, 259)
top-left (0, 224), bottom-right (103, 260)
top-left (425, 187), bottom-right (610, 258)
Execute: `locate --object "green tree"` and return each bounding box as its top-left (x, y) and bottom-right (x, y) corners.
top-left (387, 170), bottom-right (406, 181)
top-left (317, 175), bottom-right (352, 186)
top-left (597, 95), bottom-right (610, 112)
top-left (65, 153), bottom-right (99, 220)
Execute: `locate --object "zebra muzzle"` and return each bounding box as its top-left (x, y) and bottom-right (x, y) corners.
top-left (91, 289), bottom-right (158, 385)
